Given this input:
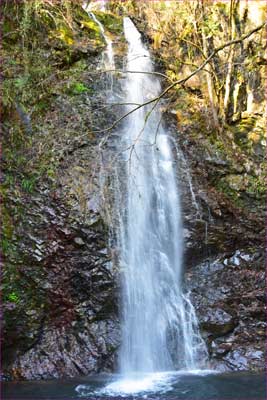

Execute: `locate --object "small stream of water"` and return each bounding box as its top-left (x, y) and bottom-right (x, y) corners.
top-left (83, 1), bottom-right (114, 90)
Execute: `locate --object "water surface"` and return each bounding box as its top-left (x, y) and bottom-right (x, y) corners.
top-left (3, 371), bottom-right (265, 399)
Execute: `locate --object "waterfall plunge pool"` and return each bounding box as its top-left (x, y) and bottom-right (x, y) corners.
top-left (3, 371), bottom-right (265, 399)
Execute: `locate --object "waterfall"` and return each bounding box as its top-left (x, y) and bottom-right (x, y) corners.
top-left (75, 15), bottom-right (210, 399)
top-left (89, 12), bottom-right (114, 72)
top-left (83, 2), bottom-right (114, 73)
top-left (113, 17), bottom-right (208, 377)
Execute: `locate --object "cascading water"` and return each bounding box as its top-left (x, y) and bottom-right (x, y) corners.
top-left (83, 2), bottom-right (114, 74)
top-left (114, 17), bottom-right (208, 379)
top-left (76, 15), bottom-right (209, 399)
top-left (89, 12), bottom-right (114, 72)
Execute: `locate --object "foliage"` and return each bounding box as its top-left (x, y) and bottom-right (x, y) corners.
top-left (114, 0), bottom-right (265, 124)
top-left (2, 0), bottom-right (104, 114)
top-left (93, 11), bottom-right (123, 34)
top-left (6, 292), bottom-right (20, 303)
top-left (67, 81), bottom-right (92, 95)
top-left (21, 177), bottom-right (36, 193)
top-left (1, 0), bottom-right (102, 319)
top-left (246, 175), bottom-right (266, 199)
top-left (110, 0), bottom-right (265, 208)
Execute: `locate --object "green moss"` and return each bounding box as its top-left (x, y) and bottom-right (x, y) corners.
top-left (80, 19), bottom-right (102, 39)
top-left (52, 25), bottom-right (74, 45)
top-left (93, 11), bottom-right (123, 34)
top-left (6, 292), bottom-right (20, 303)
top-left (68, 81), bottom-right (92, 95)
top-left (214, 178), bottom-right (244, 207)
top-left (215, 171), bottom-right (265, 209)
top-left (231, 117), bottom-right (256, 147)
top-left (72, 4), bottom-right (93, 22)
top-left (21, 176), bottom-right (36, 193)
top-left (62, 81), bottom-right (93, 96)
top-left (246, 175), bottom-right (265, 199)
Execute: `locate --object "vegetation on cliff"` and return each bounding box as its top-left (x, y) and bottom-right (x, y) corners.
top-left (1, 0), bottom-right (122, 376)
top-left (108, 0), bottom-right (266, 212)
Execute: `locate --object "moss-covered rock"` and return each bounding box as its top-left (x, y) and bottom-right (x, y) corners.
top-left (93, 11), bottom-right (123, 35)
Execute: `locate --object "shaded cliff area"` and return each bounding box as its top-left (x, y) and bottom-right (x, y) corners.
top-left (2, 0), bottom-right (123, 379)
top-left (1, 0), bottom-right (266, 379)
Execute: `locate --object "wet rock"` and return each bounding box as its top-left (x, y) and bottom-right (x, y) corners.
top-left (44, 206), bottom-right (57, 218)
top-left (58, 227), bottom-right (72, 236)
top-left (200, 308), bottom-right (237, 337)
top-left (211, 341), bottom-right (232, 357)
top-left (74, 237), bottom-right (85, 246)
top-left (186, 250), bottom-right (265, 371)
top-left (211, 345), bottom-right (265, 372)
top-left (224, 350), bottom-right (249, 370)
top-left (41, 282), bottom-right (53, 290)
top-left (11, 321), bottom-right (120, 380)
top-left (205, 156), bottom-right (229, 167)
top-left (240, 253), bottom-right (252, 262)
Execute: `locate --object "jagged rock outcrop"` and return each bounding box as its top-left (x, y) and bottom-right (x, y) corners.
top-left (186, 252), bottom-right (265, 371)
top-left (3, 92), bottom-right (121, 380)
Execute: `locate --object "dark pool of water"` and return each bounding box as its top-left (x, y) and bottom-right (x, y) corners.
top-left (2, 371), bottom-right (266, 400)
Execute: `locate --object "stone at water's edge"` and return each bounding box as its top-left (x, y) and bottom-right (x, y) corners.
top-left (186, 252), bottom-right (265, 372)
top-left (11, 322), bottom-right (120, 380)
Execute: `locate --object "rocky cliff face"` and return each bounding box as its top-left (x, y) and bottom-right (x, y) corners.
top-left (171, 113), bottom-right (265, 371)
top-left (3, 68), bottom-right (122, 380)
top-left (2, 2), bottom-right (123, 379)
top-left (3, 101), bottom-right (121, 379)
top-left (2, 1), bottom-right (265, 380)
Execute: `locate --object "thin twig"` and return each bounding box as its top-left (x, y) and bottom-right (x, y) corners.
top-left (92, 69), bottom-right (172, 81)
top-left (97, 22), bottom-right (265, 135)
top-left (90, 22), bottom-right (266, 143)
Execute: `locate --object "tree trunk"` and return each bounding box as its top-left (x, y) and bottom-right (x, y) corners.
top-left (200, 1), bottom-right (220, 128)
top-left (223, 0), bottom-right (240, 122)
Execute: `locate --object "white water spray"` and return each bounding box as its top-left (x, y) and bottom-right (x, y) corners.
top-left (76, 15), bottom-right (209, 398)
top-left (90, 12), bottom-right (114, 72)
top-left (83, 2), bottom-right (114, 73)
top-left (113, 17), bottom-right (208, 381)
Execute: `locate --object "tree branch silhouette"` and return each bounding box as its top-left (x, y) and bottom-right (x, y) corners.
top-left (92, 22), bottom-right (265, 143)
top-left (60, 22), bottom-right (265, 156)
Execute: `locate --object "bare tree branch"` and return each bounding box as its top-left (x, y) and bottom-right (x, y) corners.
top-left (91, 22), bottom-right (266, 141)
top-left (92, 69), bottom-right (172, 81)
